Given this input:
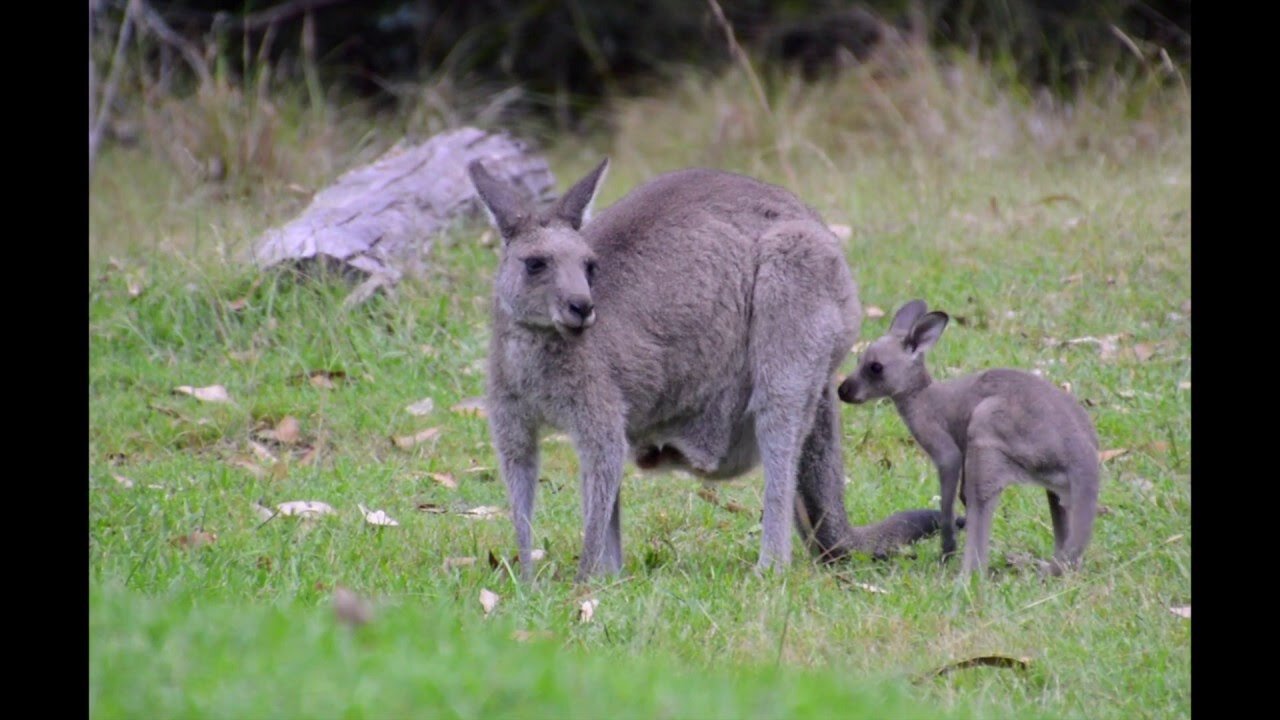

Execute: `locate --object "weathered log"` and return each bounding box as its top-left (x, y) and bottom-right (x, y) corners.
top-left (251, 127), bottom-right (556, 298)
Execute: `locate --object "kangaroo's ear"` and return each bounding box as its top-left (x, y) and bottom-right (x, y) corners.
top-left (551, 158), bottom-right (609, 230)
top-left (905, 311), bottom-right (949, 354)
top-left (469, 160), bottom-right (532, 242)
top-left (889, 299), bottom-right (928, 336)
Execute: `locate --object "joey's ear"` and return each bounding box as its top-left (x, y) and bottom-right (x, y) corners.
top-left (469, 160), bottom-right (532, 242)
top-left (889, 299), bottom-right (928, 336)
top-left (550, 157), bottom-right (609, 230)
top-left (905, 311), bottom-right (949, 354)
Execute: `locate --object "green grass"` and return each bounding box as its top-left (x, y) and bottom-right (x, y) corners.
top-left (89, 60), bottom-right (1190, 719)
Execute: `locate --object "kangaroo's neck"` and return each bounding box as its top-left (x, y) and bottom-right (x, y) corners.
top-left (890, 368), bottom-right (947, 437)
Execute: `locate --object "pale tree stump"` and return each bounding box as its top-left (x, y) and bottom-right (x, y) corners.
top-left (251, 127), bottom-right (556, 304)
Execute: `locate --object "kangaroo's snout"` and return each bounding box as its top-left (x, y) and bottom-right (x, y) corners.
top-left (837, 376), bottom-right (863, 404)
top-left (557, 295), bottom-right (596, 333)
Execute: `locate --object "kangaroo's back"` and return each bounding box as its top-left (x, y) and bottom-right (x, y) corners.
top-left (581, 168), bottom-right (858, 432)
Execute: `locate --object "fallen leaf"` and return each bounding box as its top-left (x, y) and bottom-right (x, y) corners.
top-left (1096, 505), bottom-right (1113, 516)
top-left (307, 370), bottom-right (346, 389)
top-left (463, 465), bottom-right (493, 474)
top-left (461, 505), bottom-right (507, 520)
top-left (232, 457), bottom-right (268, 479)
top-left (333, 586), bottom-right (373, 627)
top-left (1132, 343), bottom-right (1157, 362)
top-left (546, 432), bottom-right (572, 444)
top-left (170, 530), bottom-right (217, 549)
top-left (1059, 381), bottom-right (1073, 394)
top-left (865, 305), bottom-right (885, 319)
top-left (1098, 448), bottom-right (1128, 463)
top-left (1168, 605), bottom-right (1190, 619)
top-left (850, 340), bottom-right (871, 354)
top-left (249, 440), bottom-right (279, 464)
top-left (174, 384), bottom-right (232, 403)
top-left (531, 548), bottom-right (547, 561)
top-left (1178, 380), bottom-right (1190, 390)
top-left (828, 223), bottom-right (852, 240)
top-left (1126, 475), bottom-right (1154, 493)
top-left (112, 474), bottom-right (135, 489)
top-left (252, 502), bottom-right (276, 522)
top-left (443, 557), bottom-right (477, 569)
top-left (428, 472), bottom-right (458, 489)
top-left (358, 504), bottom-right (400, 527)
top-left (723, 501), bottom-right (750, 515)
top-left (851, 581), bottom-right (888, 594)
top-left (1148, 441), bottom-right (1170, 454)
top-left (226, 297), bottom-right (249, 312)
top-left (451, 397), bottom-right (488, 417)
top-left (578, 598), bottom-right (599, 623)
top-left (273, 416), bottom-right (302, 445)
top-left (275, 500), bottom-right (336, 518)
top-left (512, 629), bottom-right (554, 642)
top-left (1164, 534), bottom-right (1184, 544)
top-left (479, 588), bottom-right (500, 616)
top-left (296, 445), bottom-right (321, 467)
top-left (127, 277), bottom-right (145, 298)
top-left (416, 502), bottom-right (446, 514)
top-left (1035, 193), bottom-right (1083, 207)
top-left (406, 397), bottom-right (436, 416)
top-left (1067, 335), bottom-right (1126, 361)
top-left (1061, 273), bottom-right (1083, 285)
top-left (924, 655), bottom-right (1032, 681)
top-left (392, 427), bottom-right (442, 450)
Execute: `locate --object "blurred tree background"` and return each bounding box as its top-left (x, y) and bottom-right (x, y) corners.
top-left (92, 0), bottom-right (1189, 124)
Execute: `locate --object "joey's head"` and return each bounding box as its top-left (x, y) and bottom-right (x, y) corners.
top-left (469, 158), bottom-right (610, 338)
top-left (838, 299), bottom-right (949, 404)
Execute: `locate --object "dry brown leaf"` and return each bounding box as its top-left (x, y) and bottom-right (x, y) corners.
top-left (578, 598), bottom-right (599, 624)
top-left (479, 588), bottom-right (500, 616)
top-left (463, 465), bottom-right (493, 474)
top-left (392, 427), bottom-right (442, 450)
top-left (416, 502), bottom-right (447, 514)
top-left (512, 629), bottom-right (554, 642)
top-left (406, 397), bottom-right (436, 416)
top-left (274, 416), bottom-right (302, 445)
top-left (174, 384), bottom-right (232, 403)
top-left (1168, 605), bottom-right (1190, 619)
top-left (1132, 343), bottom-right (1157, 362)
top-left (443, 557), bottom-right (477, 570)
top-left (170, 530), bottom-right (217, 549)
top-left (296, 445), bottom-right (321, 467)
top-left (428, 472), bottom-right (458, 489)
top-left (925, 655), bottom-right (1032, 681)
top-left (451, 397), bottom-right (488, 418)
top-left (249, 440), bottom-right (279, 464)
top-left (865, 305), bottom-right (886, 319)
top-left (461, 505), bottom-right (506, 520)
top-left (1165, 534), bottom-right (1184, 544)
top-left (1178, 380), bottom-right (1190, 391)
top-left (276, 500), bottom-right (336, 518)
top-left (112, 474), bottom-right (135, 489)
top-left (232, 457), bottom-right (267, 479)
top-left (226, 297), bottom-right (249, 312)
top-left (253, 502), bottom-right (276, 522)
top-left (308, 370), bottom-right (346, 389)
top-left (358, 504), bottom-right (400, 527)
top-left (1059, 381), bottom-right (1073, 394)
top-left (1099, 448), bottom-right (1129, 463)
top-left (1061, 273), bottom-right (1083, 285)
top-left (828, 224), bottom-right (852, 241)
top-left (333, 586), bottom-right (373, 627)
top-left (1066, 335), bottom-right (1126, 361)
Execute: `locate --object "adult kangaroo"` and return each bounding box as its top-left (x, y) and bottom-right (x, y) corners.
top-left (469, 158), bottom-right (950, 582)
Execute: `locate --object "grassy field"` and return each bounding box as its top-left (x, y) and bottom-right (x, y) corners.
top-left (89, 54), bottom-right (1190, 719)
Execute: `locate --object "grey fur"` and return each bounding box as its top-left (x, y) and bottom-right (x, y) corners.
top-left (838, 300), bottom-right (1101, 578)
top-left (470, 160), bottom-right (949, 582)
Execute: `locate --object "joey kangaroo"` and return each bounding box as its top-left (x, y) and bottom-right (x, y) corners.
top-left (468, 159), bottom-right (950, 582)
top-left (837, 300), bottom-right (1101, 578)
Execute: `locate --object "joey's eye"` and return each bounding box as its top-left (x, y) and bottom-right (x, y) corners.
top-left (524, 257), bottom-right (548, 275)
top-left (585, 260), bottom-right (598, 284)
top-left (868, 361), bottom-right (884, 375)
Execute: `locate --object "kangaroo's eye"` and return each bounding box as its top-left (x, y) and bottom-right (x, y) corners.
top-left (868, 361), bottom-right (884, 375)
top-left (585, 260), bottom-right (598, 285)
top-left (524, 257), bottom-right (548, 275)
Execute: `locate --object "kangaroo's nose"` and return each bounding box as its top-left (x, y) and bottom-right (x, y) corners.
top-left (568, 297), bottom-right (594, 323)
top-left (837, 377), bottom-right (857, 403)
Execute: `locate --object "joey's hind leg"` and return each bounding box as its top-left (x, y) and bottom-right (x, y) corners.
top-left (607, 485), bottom-right (622, 572)
top-left (959, 446), bottom-right (1017, 579)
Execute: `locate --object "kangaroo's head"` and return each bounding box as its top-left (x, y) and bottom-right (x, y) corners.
top-left (469, 158), bottom-right (610, 339)
top-left (838, 299), bottom-right (949, 404)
